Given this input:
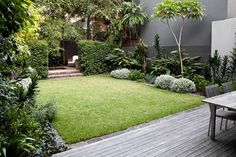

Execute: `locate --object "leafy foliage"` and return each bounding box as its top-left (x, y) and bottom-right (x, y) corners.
top-left (209, 50), bottom-right (232, 84)
top-left (150, 50), bottom-right (202, 79)
top-left (3, 137), bottom-right (36, 157)
top-left (67, 0), bottom-right (123, 39)
top-left (78, 40), bottom-right (117, 75)
top-left (154, 34), bottom-right (161, 59)
top-left (0, 72), bottom-right (65, 156)
top-left (135, 40), bottom-right (148, 72)
top-left (229, 48), bottom-right (236, 80)
top-left (0, 36), bottom-right (18, 75)
top-left (145, 74), bottom-right (157, 84)
top-left (34, 103), bottom-right (56, 124)
top-left (28, 40), bottom-right (49, 79)
top-left (1, 0), bottom-right (65, 155)
top-left (14, 3), bottom-right (43, 45)
top-left (107, 1), bottom-right (148, 46)
top-left (193, 75), bottom-right (211, 93)
top-left (0, 0), bottom-right (32, 38)
top-left (122, 2), bottom-right (148, 28)
top-left (128, 70), bottom-right (145, 80)
top-left (105, 48), bottom-right (140, 70)
top-left (107, 18), bottom-right (124, 46)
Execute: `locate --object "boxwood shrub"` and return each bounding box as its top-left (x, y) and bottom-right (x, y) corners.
top-left (77, 40), bottom-right (117, 75)
top-left (28, 40), bottom-right (49, 79)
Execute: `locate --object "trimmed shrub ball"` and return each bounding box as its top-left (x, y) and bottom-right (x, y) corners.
top-left (170, 78), bottom-right (196, 93)
top-left (154, 74), bottom-right (175, 89)
top-left (110, 68), bottom-right (131, 79)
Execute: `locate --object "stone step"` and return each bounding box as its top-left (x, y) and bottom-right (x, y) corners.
top-left (48, 73), bottom-right (83, 79)
top-left (48, 69), bottom-right (81, 75)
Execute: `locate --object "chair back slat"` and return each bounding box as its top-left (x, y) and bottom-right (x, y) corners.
top-left (205, 84), bottom-right (221, 112)
top-left (205, 84), bottom-right (220, 98)
top-left (222, 82), bottom-right (234, 93)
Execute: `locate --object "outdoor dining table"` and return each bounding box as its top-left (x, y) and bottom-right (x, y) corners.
top-left (203, 91), bottom-right (236, 140)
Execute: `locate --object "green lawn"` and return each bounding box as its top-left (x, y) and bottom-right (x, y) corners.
top-left (37, 75), bottom-right (203, 144)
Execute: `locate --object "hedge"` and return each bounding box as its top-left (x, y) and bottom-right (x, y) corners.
top-left (77, 40), bottom-right (117, 75)
top-left (28, 40), bottom-right (49, 79)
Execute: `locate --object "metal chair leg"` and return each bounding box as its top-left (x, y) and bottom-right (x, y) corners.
top-left (220, 118), bottom-right (223, 130)
top-left (225, 120), bottom-right (228, 130)
top-left (208, 116), bottom-right (212, 136)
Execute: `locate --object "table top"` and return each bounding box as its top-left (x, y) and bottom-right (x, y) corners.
top-left (203, 91), bottom-right (236, 110)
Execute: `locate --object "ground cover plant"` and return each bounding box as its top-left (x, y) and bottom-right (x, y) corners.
top-left (37, 75), bottom-right (203, 144)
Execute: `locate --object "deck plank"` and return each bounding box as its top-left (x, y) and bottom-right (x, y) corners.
top-left (53, 105), bottom-right (236, 157)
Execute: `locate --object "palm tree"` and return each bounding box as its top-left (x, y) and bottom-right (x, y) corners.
top-left (122, 1), bottom-right (148, 40)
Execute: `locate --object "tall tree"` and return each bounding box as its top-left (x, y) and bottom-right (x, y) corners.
top-left (152, 0), bottom-right (204, 77)
top-left (69, 0), bottom-right (123, 39)
top-left (0, 0), bottom-right (32, 74)
top-left (0, 0), bottom-right (32, 38)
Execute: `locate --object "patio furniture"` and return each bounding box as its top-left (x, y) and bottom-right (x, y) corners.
top-left (205, 85), bottom-right (223, 135)
top-left (205, 84), bottom-right (220, 98)
top-left (68, 55), bottom-right (79, 67)
top-left (222, 81), bottom-right (236, 118)
top-left (203, 90), bottom-right (236, 140)
top-left (222, 82), bottom-right (234, 93)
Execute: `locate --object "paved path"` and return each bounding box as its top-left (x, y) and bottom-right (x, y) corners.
top-left (53, 105), bottom-right (236, 157)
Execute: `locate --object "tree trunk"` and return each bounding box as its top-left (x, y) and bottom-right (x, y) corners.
top-left (178, 44), bottom-right (184, 77)
top-left (167, 19), bottom-right (185, 77)
top-left (87, 16), bottom-right (91, 40)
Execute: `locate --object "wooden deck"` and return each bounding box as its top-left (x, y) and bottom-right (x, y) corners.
top-left (53, 105), bottom-right (236, 157)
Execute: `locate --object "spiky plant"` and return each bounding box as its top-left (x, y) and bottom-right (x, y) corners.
top-left (154, 34), bottom-right (161, 59)
top-left (229, 48), bottom-right (236, 80)
top-left (220, 55), bottom-right (230, 83)
top-left (209, 50), bottom-right (221, 83)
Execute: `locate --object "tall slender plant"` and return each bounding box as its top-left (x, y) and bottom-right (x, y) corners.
top-left (229, 48), bottom-right (236, 80)
top-left (152, 0), bottom-right (204, 77)
top-left (209, 50), bottom-right (221, 83)
top-left (221, 55), bottom-right (230, 82)
top-left (154, 34), bottom-right (161, 59)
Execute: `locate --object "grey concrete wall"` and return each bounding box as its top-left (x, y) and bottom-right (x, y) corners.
top-left (138, 0), bottom-right (228, 59)
top-left (133, 0), bottom-right (140, 3)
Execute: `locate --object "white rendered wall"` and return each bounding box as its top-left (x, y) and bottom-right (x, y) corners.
top-left (228, 0), bottom-right (236, 18)
top-left (211, 18), bottom-right (236, 56)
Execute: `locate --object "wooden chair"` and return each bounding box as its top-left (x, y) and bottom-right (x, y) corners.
top-left (222, 81), bottom-right (236, 121)
top-left (205, 84), bottom-right (236, 136)
top-left (222, 82), bottom-right (234, 93)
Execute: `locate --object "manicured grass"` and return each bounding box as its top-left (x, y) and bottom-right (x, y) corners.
top-left (37, 75), bottom-right (203, 144)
